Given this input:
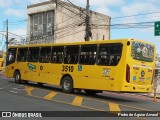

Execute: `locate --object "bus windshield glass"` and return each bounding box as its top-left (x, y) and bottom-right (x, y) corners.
top-left (131, 41), bottom-right (154, 62)
top-left (0, 51), bottom-right (3, 58)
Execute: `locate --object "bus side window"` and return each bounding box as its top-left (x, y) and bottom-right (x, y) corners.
top-left (51, 47), bottom-right (64, 63)
top-left (97, 45), bottom-right (109, 65)
top-left (64, 46), bottom-right (79, 64)
top-left (27, 47), bottom-right (39, 62)
top-left (110, 44), bottom-right (122, 66)
top-left (110, 45), bottom-right (122, 54)
top-left (17, 48), bottom-right (28, 62)
top-left (6, 48), bottom-right (17, 66)
top-left (97, 44), bottom-right (122, 66)
top-left (39, 47), bottom-right (51, 63)
top-left (110, 55), bottom-right (120, 65)
top-left (79, 45), bottom-right (97, 65)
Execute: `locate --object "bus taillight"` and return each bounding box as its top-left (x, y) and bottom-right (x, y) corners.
top-left (126, 64), bottom-right (130, 83)
top-left (151, 70), bottom-right (155, 85)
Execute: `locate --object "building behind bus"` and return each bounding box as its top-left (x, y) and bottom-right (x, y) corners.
top-left (26, 0), bottom-right (111, 44)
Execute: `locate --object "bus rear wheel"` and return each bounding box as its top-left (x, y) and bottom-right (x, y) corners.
top-left (22, 80), bottom-right (28, 84)
top-left (84, 90), bottom-right (102, 95)
top-left (14, 71), bottom-right (22, 84)
top-left (61, 76), bottom-right (73, 93)
top-left (38, 82), bottom-right (44, 86)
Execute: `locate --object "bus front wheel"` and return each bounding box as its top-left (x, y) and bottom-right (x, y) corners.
top-left (14, 71), bottom-right (22, 84)
top-left (61, 76), bottom-right (73, 93)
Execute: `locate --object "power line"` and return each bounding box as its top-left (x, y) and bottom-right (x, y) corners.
top-left (65, 0), bottom-right (87, 16)
top-left (57, 27), bottom-right (85, 39)
top-left (111, 26), bottom-right (153, 29)
top-left (8, 22), bottom-right (27, 25)
top-left (55, 21), bottom-right (83, 35)
top-left (93, 21), bottom-right (155, 27)
top-left (42, 0), bottom-right (85, 24)
top-left (25, 0), bottom-right (158, 40)
top-left (55, 21), bottom-right (84, 34)
top-left (57, 14), bottom-right (83, 25)
top-left (112, 16), bottom-right (160, 23)
top-left (0, 31), bottom-right (25, 40)
top-left (1, 21), bottom-right (6, 45)
top-left (8, 19), bottom-right (27, 23)
top-left (38, 0), bottom-right (85, 34)
top-left (112, 11), bottom-right (160, 20)
top-left (87, 9), bottom-right (160, 23)
top-left (58, 0), bottom-right (86, 20)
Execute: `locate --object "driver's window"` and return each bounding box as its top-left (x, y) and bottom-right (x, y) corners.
top-left (6, 48), bottom-right (17, 66)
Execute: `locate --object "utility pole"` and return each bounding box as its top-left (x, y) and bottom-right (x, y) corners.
top-left (3, 19), bottom-right (8, 73)
top-left (85, 0), bottom-right (92, 41)
top-left (6, 19), bottom-right (8, 52)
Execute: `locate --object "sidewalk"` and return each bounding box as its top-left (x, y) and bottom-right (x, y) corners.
top-left (145, 93), bottom-right (160, 98)
top-left (144, 84), bottom-right (160, 98)
top-left (0, 71), bottom-right (8, 80)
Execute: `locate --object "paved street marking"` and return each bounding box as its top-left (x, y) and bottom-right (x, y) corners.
top-left (43, 92), bottom-right (58, 100)
top-left (9, 91), bottom-right (18, 94)
top-left (24, 86), bottom-right (156, 112)
top-left (13, 88), bottom-right (25, 90)
top-left (109, 102), bottom-right (121, 111)
top-left (25, 86), bottom-right (35, 96)
top-left (72, 96), bottom-right (83, 106)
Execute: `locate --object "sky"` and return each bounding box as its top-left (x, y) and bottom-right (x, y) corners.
top-left (0, 0), bottom-right (160, 53)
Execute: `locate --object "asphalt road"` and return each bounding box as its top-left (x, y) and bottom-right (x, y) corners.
top-left (0, 72), bottom-right (160, 120)
top-left (0, 73), bottom-right (113, 120)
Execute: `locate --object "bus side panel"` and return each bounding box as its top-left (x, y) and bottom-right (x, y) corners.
top-left (37, 63), bottom-right (62, 85)
top-left (0, 59), bottom-right (3, 71)
top-left (15, 62), bottom-right (31, 81)
top-left (73, 42), bottom-right (126, 91)
top-left (72, 65), bottom-right (120, 91)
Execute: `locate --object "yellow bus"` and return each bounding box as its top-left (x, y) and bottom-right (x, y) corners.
top-left (5, 38), bottom-right (156, 94)
top-left (0, 51), bottom-right (5, 71)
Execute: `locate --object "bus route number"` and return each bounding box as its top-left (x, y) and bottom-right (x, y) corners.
top-left (62, 65), bottom-right (74, 72)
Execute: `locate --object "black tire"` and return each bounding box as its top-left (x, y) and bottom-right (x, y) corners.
top-left (14, 71), bottom-right (22, 84)
top-left (61, 76), bottom-right (73, 93)
top-left (38, 82), bottom-right (44, 86)
top-left (22, 80), bottom-right (28, 84)
top-left (84, 90), bottom-right (101, 95)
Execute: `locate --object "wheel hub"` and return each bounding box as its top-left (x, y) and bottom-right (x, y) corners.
top-left (64, 80), bottom-right (70, 90)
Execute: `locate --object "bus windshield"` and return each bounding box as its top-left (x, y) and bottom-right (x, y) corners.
top-left (131, 41), bottom-right (154, 62)
top-left (0, 51), bottom-right (3, 58)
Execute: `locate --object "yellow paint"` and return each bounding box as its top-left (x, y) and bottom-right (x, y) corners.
top-left (30, 94), bottom-right (105, 111)
top-left (5, 39), bottom-right (156, 93)
top-left (72, 96), bottom-right (83, 106)
top-left (109, 102), bottom-right (121, 112)
top-left (43, 92), bottom-right (57, 100)
top-left (84, 95), bottom-right (154, 112)
top-left (25, 86), bottom-right (35, 96)
top-left (25, 86), bottom-right (157, 113)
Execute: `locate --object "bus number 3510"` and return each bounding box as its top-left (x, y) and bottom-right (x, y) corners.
top-left (62, 65), bottom-right (74, 72)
